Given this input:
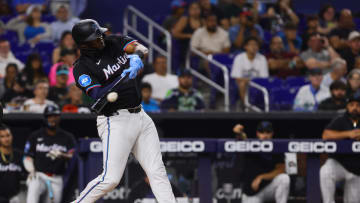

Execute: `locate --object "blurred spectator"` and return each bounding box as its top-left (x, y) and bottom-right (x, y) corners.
top-left (301, 15), bottom-right (320, 51)
top-left (293, 68), bottom-right (330, 112)
top-left (318, 4), bottom-right (337, 35)
top-left (5, 14), bottom-right (27, 44)
top-left (190, 14), bottom-right (230, 55)
top-left (223, 0), bottom-right (257, 26)
top-left (0, 39), bottom-right (24, 77)
top-left (0, 0), bottom-right (11, 16)
top-left (22, 80), bottom-right (55, 113)
top-left (163, 0), bottom-right (186, 31)
top-left (24, 5), bottom-right (51, 45)
top-left (0, 63), bottom-right (19, 98)
top-left (277, 22), bottom-right (302, 54)
top-left (48, 64), bottom-right (69, 105)
top-left (49, 49), bottom-right (76, 86)
top-left (140, 83), bottom-right (160, 113)
top-left (266, 36), bottom-right (301, 78)
top-left (1, 76), bottom-right (32, 112)
top-left (142, 55), bottom-right (178, 101)
top-left (198, 0), bottom-right (228, 29)
top-left (229, 11), bottom-right (264, 51)
top-left (241, 121), bottom-right (290, 203)
top-left (232, 123), bottom-right (247, 140)
top-left (161, 70), bottom-right (205, 112)
top-left (346, 69), bottom-right (360, 98)
top-left (172, 2), bottom-right (202, 66)
top-left (61, 83), bottom-right (90, 113)
top-left (52, 31), bottom-right (76, 64)
top-left (329, 9), bottom-right (355, 50)
top-left (321, 95), bottom-right (360, 203)
top-left (50, 4), bottom-right (79, 43)
top-left (355, 56), bottom-right (360, 70)
top-left (321, 58), bottom-right (347, 88)
top-left (12, 0), bottom-right (46, 14)
top-left (300, 33), bottom-right (339, 70)
top-left (19, 53), bottom-right (47, 91)
top-left (262, 0), bottom-right (299, 33)
top-left (339, 31), bottom-right (360, 72)
top-left (231, 37), bottom-right (268, 103)
top-left (318, 80), bottom-right (347, 111)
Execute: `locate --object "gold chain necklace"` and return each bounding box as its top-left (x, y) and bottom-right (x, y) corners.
top-left (0, 149), bottom-right (13, 164)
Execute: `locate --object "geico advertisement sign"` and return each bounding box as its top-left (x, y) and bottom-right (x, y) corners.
top-left (352, 142), bottom-right (360, 152)
top-left (288, 142), bottom-right (336, 153)
top-left (103, 187), bottom-right (130, 200)
top-left (224, 141), bottom-right (273, 152)
top-left (160, 141), bottom-right (205, 152)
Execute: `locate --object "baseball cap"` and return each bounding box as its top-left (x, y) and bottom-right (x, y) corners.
top-left (347, 94), bottom-right (360, 103)
top-left (308, 68), bottom-right (323, 75)
top-left (26, 4), bottom-right (41, 16)
top-left (330, 80), bottom-right (346, 91)
top-left (178, 69), bottom-right (192, 77)
top-left (348, 31), bottom-right (360, 41)
top-left (256, 121), bottom-right (273, 133)
top-left (56, 64), bottom-right (69, 76)
top-left (60, 48), bottom-right (76, 57)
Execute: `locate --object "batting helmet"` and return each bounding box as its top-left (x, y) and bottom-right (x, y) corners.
top-left (71, 19), bottom-right (108, 45)
top-left (44, 105), bottom-right (61, 117)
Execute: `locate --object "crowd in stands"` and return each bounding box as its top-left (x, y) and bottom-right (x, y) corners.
top-left (166, 0), bottom-right (360, 112)
top-left (1, 0), bottom-right (360, 113)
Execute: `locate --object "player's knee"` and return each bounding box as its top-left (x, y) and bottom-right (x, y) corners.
top-left (103, 178), bottom-right (120, 191)
top-left (320, 162), bottom-right (332, 179)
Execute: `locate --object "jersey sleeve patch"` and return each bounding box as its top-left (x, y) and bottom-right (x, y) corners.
top-left (123, 40), bottom-right (137, 51)
top-left (78, 74), bottom-right (92, 87)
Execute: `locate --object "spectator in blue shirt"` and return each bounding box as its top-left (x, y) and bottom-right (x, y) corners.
top-left (229, 11), bottom-right (264, 51)
top-left (141, 83), bottom-right (160, 113)
top-left (161, 70), bottom-right (205, 112)
top-left (277, 22), bottom-right (302, 54)
top-left (24, 5), bottom-right (51, 45)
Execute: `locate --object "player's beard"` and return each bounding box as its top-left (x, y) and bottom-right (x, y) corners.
top-left (347, 110), bottom-right (360, 120)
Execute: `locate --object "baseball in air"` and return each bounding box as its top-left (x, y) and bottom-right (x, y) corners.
top-left (107, 92), bottom-right (118, 102)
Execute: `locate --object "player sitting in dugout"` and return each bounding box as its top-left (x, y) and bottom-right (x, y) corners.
top-left (233, 121), bottom-right (290, 203)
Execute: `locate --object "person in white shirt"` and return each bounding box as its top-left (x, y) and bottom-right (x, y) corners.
top-left (293, 68), bottom-right (330, 112)
top-left (50, 4), bottom-right (80, 43)
top-left (0, 39), bottom-right (24, 78)
top-left (190, 14), bottom-right (230, 55)
top-left (23, 80), bottom-right (56, 113)
top-left (231, 37), bottom-right (269, 102)
top-left (142, 55), bottom-right (178, 101)
top-left (321, 58), bottom-right (347, 88)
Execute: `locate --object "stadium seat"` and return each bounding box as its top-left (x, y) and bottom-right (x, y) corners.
top-left (284, 76), bottom-right (309, 89)
top-left (247, 77), bottom-right (283, 110)
top-left (270, 86), bottom-right (300, 111)
top-left (41, 14), bottom-right (56, 23)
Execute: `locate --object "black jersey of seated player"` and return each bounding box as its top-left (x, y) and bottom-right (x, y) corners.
top-left (73, 34), bottom-right (142, 115)
top-left (0, 149), bottom-right (25, 199)
top-left (24, 128), bottom-right (75, 175)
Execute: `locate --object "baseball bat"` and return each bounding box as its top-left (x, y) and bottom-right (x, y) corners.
top-left (91, 73), bottom-right (129, 114)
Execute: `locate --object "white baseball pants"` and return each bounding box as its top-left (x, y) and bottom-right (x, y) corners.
top-left (73, 108), bottom-right (176, 203)
top-left (242, 173), bottom-right (290, 203)
top-left (320, 158), bottom-right (360, 203)
top-left (26, 172), bottom-right (63, 203)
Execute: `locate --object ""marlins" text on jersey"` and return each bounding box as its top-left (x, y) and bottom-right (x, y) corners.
top-left (103, 54), bottom-right (128, 80)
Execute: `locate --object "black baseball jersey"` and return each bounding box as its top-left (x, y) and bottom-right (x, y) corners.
top-left (24, 128), bottom-right (76, 175)
top-left (325, 114), bottom-right (360, 175)
top-left (73, 34), bottom-right (141, 115)
top-left (0, 149), bottom-right (25, 199)
top-left (242, 153), bottom-right (284, 196)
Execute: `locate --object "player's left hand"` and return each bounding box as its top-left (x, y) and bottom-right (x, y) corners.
top-left (251, 175), bottom-right (263, 191)
top-left (121, 55), bottom-right (144, 79)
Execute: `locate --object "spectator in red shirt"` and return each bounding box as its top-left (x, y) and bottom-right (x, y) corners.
top-left (266, 36), bottom-right (301, 78)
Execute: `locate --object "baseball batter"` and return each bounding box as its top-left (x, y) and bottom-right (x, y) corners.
top-left (24, 105), bottom-right (76, 203)
top-left (71, 19), bottom-right (176, 203)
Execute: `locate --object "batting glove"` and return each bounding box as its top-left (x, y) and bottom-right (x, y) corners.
top-left (121, 55), bottom-right (144, 79)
